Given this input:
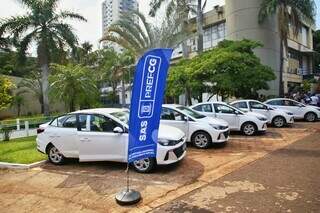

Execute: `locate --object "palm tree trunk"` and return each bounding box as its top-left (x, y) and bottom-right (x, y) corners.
top-left (38, 44), bottom-right (50, 116)
top-left (197, 0), bottom-right (204, 53)
top-left (279, 39), bottom-right (284, 97)
top-left (121, 69), bottom-right (126, 107)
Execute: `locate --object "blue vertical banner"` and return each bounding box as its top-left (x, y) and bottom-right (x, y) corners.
top-left (128, 48), bottom-right (173, 163)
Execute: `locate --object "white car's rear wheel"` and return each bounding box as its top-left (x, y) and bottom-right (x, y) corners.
top-left (305, 112), bottom-right (317, 122)
top-left (241, 122), bottom-right (257, 136)
top-left (272, 116), bottom-right (286, 128)
top-left (132, 158), bottom-right (155, 173)
top-left (48, 146), bottom-right (65, 165)
top-left (192, 131), bottom-right (212, 149)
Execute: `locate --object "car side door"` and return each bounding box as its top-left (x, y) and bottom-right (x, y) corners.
top-left (213, 103), bottom-right (239, 130)
top-left (249, 101), bottom-right (270, 119)
top-left (192, 104), bottom-right (215, 117)
top-left (48, 114), bottom-right (79, 158)
top-left (78, 113), bottom-right (127, 162)
top-left (160, 107), bottom-right (188, 136)
top-left (231, 101), bottom-right (250, 112)
top-left (283, 100), bottom-right (305, 118)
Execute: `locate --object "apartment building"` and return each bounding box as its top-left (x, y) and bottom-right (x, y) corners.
top-left (173, 0), bottom-right (316, 96)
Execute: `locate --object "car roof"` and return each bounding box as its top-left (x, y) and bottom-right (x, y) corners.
top-left (162, 104), bottom-right (184, 108)
top-left (192, 101), bottom-right (227, 106)
top-left (231, 99), bottom-right (258, 103)
top-left (72, 108), bottom-right (128, 115)
top-left (265, 98), bottom-right (294, 102)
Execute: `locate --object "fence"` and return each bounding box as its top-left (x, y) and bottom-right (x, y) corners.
top-left (0, 116), bottom-right (55, 140)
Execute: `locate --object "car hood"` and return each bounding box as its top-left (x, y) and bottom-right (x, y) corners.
top-left (306, 105), bottom-right (320, 111)
top-left (197, 116), bottom-right (229, 127)
top-left (246, 112), bottom-right (268, 119)
top-left (158, 124), bottom-right (185, 141)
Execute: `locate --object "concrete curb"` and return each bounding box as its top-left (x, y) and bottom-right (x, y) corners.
top-left (0, 160), bottom-right (48, 169)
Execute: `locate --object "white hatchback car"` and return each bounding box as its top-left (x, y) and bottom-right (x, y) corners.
top-left (37, 108), bottom-right (187, 173)
top-left (191, 102), bottom-right (268, 136)
top-left (264, 98), bottom-right (320, 122)
top-left (160, 104), bottom-right (229, 149)
top-left (230, 100), bottom-right (294, 127)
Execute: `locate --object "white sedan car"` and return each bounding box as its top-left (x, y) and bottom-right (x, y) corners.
top-left (264, 98), bottom-right (320, 122)
top-left (191, 102), bottom-right (268, 136)
top-left (230, 100), bottom-right (294, 127)
top-left (160, 104), bottom-right (230, 149)
top-left (37, 108), bottom-right (187, 173)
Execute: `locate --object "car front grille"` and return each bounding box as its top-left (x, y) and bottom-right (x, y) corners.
top-left (173, 144), bottom-right (185, 158)
top-left (223, 131), bottom-right (229, 138)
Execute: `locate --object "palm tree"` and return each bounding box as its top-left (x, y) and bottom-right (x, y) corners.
top-left (259, 0), bottom-right (316, 97)
top-left (100, 10), bottom-right (189, 58)
top-left (0, 0), bottom-right (86, 115)
top-left (0, 36), bottom-right (10, 52)
top-left (149, 0), bottom-right (207, 54)
top-left (50, 64), bottom-right (98, 112)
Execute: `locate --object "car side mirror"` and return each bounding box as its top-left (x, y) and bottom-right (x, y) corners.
top-left (183, 116), bottom-right (189, 121)
top-left (235, 111), bottom-right (240, 115)
top-left (113, 126), bottom-right (124, 134)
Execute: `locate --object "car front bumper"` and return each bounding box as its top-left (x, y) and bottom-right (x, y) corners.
top-left (157, 142), bottom-right (187, 165)
top-left (212, 129), bottom-right (229, 143)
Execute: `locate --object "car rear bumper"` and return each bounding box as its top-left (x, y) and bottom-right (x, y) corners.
top-left (36, 137), bottom-right (46, 154)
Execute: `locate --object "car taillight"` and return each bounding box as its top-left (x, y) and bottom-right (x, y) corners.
top-left (37, 128), bottom-right (45, 134)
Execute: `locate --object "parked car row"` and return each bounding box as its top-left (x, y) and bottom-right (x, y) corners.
top-left (36, 98), bottom-right (319, 173)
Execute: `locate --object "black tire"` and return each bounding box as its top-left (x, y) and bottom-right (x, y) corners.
top-left (272, 116), bottom-right (286, 128)
top-left (47, 145), bottom-right (66, 165)
top-left (132, 158), bottom-right (156, 173)
top-left (304, 112), bottom-right (317, 122)
top-left (241, 122), bottom-right (257, 136)
top-left (191, 131), bottom-right (212, 149)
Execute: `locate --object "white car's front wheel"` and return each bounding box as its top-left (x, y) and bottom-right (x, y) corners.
top-left (132, 158), bottom-right (156, 173)
top-left (241, 122), bottom-right (257, 136)
top-left (272, 116), bottom-right (286, 128)
top-left (191, 131), bottom-right (212, 149)
top-left (305, 112), bottom-right (317, 122)
top-left (48, 145), bottom-right (65, 165)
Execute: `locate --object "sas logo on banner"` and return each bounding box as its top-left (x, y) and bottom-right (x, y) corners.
top-left (138, 55), bottom-right (162, 118)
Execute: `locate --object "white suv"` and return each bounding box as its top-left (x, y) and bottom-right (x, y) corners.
top-left (160, 104), bottom-right (229, 149)
top-left (230, 100), bottom-right (294, 127)
top-left (264, 98), bottom-right (320, 122)
top-left (37, 108), bottom-right (186, 173)
top-left (191, 102), bottom-right (268, 136)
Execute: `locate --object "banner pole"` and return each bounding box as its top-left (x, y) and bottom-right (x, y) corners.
top-left (126, 163), bottom-right (129, 192)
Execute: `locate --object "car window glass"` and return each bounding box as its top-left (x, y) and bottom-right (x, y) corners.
top-left (50, 118), bottom-right (58, 127)
top-left (198, 104), bottom-right (212, 112)
top-left (249, 101), bottom-right (267, 110)
top-left (89, 115), bottom-right (119, 132)
top-left (78, 114), bottom-right (88, 130)
top-left (214, 104), bottom-right (235, 114)
top-left (267, 100), bottom-right (283, 106)
top-left (62, 115), bottom-right (77, 128)
top-left (161, 108), bottom-right (184, 121)
top-left (232, 102), bottom-right (248, 109)
top-left (284, 100), bottom-right (299, 106)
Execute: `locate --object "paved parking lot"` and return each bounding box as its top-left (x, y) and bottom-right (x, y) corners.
top-left (0, 122), bottom-right (318, 213)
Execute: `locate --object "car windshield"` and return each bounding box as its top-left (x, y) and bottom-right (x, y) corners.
top-left (110, 110), bottom-right (130, 125)
top-left (176, 106), bottom-right (206, 119)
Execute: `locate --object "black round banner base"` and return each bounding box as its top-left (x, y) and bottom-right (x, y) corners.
top-left (115, 189), bottom-right (141, 206)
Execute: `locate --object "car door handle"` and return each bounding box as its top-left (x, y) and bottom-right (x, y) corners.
top-left (80, 138), bottom-right (90, 142)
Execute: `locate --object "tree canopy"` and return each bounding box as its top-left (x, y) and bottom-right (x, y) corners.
top-left (167, 39), bottom-right (276, 102)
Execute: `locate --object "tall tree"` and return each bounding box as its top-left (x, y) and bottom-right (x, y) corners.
top-left (0, 0), bottom-right (86, 115)
top-left (313, 30), bottom-right (320, 73)
top-left (149, 0), bottom-right (207, 54)
top-left (100, 10), bottom-right (189, 58)
top-left (50, 64), bottom-right (98, 112)
top-left (258, 0), bottom-right (316, 97)
top-left (0, 76), bottom-right (14, 110)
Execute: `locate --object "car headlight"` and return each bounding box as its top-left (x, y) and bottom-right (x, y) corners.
top-left (286, 112), bottom-right (294, 115)
top-left (158, 137), bottom-right (185, 146)
top-left (210, 124), bottom-right (228, 130)
top-left (257, 117), bottom-right (267, 121)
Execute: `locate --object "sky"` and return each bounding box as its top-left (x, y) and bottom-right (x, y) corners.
top-left (0, 0), bottom-right (318, 54)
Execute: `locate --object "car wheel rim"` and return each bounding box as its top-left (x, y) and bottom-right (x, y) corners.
top-left (133, 158), bottom-right (150, 171)
top-left (306, 113), bottom-right (315, 121)
top-left (49, 147), bottom-right (63, 163)
top-left (194, 134), bottom-right (208, 148)
top-left (274, 117), bottom-right (284, 127)
top-left (244, 124), bottom-right (255, 135)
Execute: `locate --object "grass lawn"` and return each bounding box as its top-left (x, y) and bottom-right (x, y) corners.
top-left (0, 136), bottom-right (47, 164)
